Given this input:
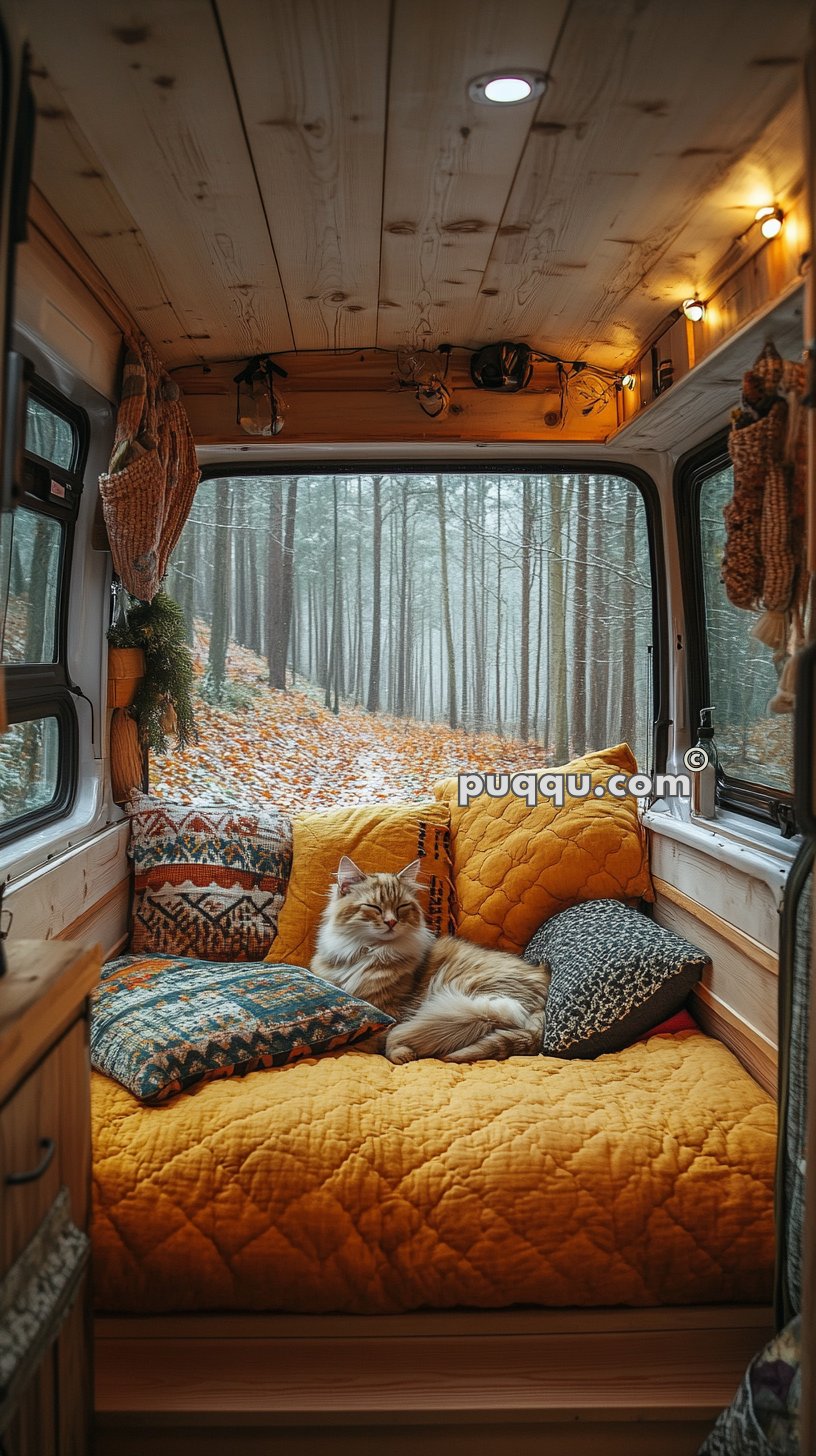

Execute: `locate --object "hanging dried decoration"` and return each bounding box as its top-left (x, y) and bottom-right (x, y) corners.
top-left (725, 341), bottom-right (811, 713)
top-left (233, 356), bottom-right (288, 435)
top-left (98, 334), bottom-right (200, 602)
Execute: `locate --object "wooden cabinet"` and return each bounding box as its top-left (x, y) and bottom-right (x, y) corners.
top-left (0, 942), bottom-right (100, 1456)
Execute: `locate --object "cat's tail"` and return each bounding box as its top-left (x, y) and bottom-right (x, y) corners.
top-left (388, 988), bottom-right (545, 1063)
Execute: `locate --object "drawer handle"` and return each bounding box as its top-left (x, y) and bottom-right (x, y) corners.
top-left (5, 1136), bottom-right (56, 1185)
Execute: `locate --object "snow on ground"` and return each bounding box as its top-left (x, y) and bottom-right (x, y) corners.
top-left (151, 638), bottom-right (554, 812)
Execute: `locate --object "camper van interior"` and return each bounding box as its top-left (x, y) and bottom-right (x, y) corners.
top-left (0, 1), bottom-right (815, 1453)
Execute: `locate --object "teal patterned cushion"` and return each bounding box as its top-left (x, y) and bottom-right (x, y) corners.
top-left (91, 955), bottom-right (394, 1101)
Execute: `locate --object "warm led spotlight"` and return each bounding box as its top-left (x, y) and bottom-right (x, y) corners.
top-left (755, 205), bottom-right (784, 239)
top-left (468, 71), bottom-right (547, 106)
top-left (682, 297), bottom-right (706, 323)
top-left (621, 373), bottom-right (636, 391)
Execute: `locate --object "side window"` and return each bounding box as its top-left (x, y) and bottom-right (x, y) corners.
top-left (0, 384), bottom-right (85, 840)
top-left (686, 445), bottom-right (793, 824)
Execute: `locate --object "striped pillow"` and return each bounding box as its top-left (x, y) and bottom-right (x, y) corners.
top-left (128, 792), bottom-right (292, 961)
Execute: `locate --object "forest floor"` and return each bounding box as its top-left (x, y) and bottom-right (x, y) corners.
top-left (151, 633), bottom-right (555, 812)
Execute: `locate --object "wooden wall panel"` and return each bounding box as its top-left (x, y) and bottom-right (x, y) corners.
top-left (180, 351), bottom-right (618, 445)
top-left (216, 0), bottom-right (389, 351)
top-left (25, 0), bottom-right (294, 366)
top-left (6, 823), bottom-right (130, 950)
top-left (373, 0), bottom-right (569, 350)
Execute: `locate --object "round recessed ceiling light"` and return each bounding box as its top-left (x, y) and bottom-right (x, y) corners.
top-left (469, 71), bottom-right (547, 106)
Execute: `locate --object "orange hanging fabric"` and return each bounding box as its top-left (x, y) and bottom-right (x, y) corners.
top-left (99, 335), bottom-right (200, 601)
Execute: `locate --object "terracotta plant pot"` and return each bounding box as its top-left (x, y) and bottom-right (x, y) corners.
top-left (106, 647), bottom-right (146, 708)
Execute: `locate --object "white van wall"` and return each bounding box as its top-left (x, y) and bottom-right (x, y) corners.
top-left (4, 239), bottom-right (130, 959)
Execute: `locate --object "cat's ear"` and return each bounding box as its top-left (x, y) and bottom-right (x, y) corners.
top-left (398, 858), bottom-right (422, 887)
top-left (337, 855), bottom-right (366, 896)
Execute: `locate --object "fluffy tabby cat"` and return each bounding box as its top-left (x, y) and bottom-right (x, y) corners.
top-left (311, 856), bottom-right (550, 1064)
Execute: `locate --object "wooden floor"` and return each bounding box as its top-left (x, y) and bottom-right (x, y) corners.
top-left (95, 1306), bottom-right (770, 1456)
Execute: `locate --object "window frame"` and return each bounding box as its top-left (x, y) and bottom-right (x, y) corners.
top-left (0, 375), bottom-right (89, 846)
top-left (675, 432), bottom-right (795, 833)
top-left (194, 459), bottom-right (669, 776)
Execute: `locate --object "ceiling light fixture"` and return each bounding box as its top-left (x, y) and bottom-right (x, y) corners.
top-left (755, 204), bottom-right (784, 240)
top-left (620, 373), bottom-right (637, 391)
top-left (682, 297), bottom-right (706, 323)
top-left (468, 71), bottom-right (547, 106)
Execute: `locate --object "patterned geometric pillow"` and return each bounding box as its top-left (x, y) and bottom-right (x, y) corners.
top-left (91, 954), bottom-right (394, 1101)
top-left (524, 899), bottom-right (709, 1058)
top-left (128, 792), bottom-right (292, 961)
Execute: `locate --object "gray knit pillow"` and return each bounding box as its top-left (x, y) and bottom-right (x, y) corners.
top-left (524, 899), bottom-right (708, 1058)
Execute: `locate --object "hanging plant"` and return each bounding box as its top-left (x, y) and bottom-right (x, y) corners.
top-left (107, 589), bottom-right (196, 753)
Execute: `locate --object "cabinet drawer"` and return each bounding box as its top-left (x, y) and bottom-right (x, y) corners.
top-left (0, 1019), bottom-right (90, 1277)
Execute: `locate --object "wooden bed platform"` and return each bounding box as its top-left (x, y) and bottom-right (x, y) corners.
top-left (94, 1304), bottom-right (772, 1455)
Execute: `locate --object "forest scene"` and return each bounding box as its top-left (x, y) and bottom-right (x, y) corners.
top-left (699, 465), bottom-right (793, 792)
top-left (155, 471), bottom-right (655, 809)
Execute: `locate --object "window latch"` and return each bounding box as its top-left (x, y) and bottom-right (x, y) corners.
top-left (773, 801), bottom-right (798, 839)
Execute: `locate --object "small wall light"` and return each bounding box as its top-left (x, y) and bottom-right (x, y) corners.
top-left (621, 373), bottom-right (636, 391)
top-left (682, 297), bottom-right (706, 323)
top-left (755, 205), bottom-right (784, 240)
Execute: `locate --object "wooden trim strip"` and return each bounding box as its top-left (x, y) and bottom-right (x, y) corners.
top-left (94, 1305), bottom-right (774, 1343)
top-left (692, 985), bottom-right (777, 1094)
top-left (653, 876), bottom-right (779, 975)
top-left (55, 876), bottom-right (131, 944)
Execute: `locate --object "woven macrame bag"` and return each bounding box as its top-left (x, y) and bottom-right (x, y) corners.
top-left (724, 399), bottom-right (786, 609)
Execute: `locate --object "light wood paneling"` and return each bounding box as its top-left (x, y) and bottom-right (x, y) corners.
top-left (649, 835), bottom-right (782, 950)
top-left (6, 822), bottom-right (130, 945)
top-left (181, 350), bottom-right (618, 444)
top-left (654, 892), bottom-right (778, 1046)
top-left (653, 877), bottom-right (779, 973)
top-left (28, 67), bottom-right (185, 351)
top-left (376, 0), bottom-right (568, 350)
top-left (692, 985), bottom-right (777, 1095)
top-left (217, 0), bottom-right (389, 351)
top-left (94, 1313), bottom-right (771, 1423)
top-left (25, 0), bottom-right (295, 366)
top-left (477, 0), bottom-right (807, 369)
top-left (20, 0), bottom-right (808, 387)
top-left (0, 942), bottom-right (100, 1101)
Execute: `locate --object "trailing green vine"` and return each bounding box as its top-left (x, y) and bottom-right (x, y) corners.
top-left (108, 590), bottom-right (197, 753)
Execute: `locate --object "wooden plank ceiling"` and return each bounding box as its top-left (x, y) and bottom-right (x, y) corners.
top-left (23, 0), bottom-right (810, 373)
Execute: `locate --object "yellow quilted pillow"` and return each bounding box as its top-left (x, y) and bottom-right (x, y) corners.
top-left (268, 801), bottom-right (455, 969)
top-left (434, 743), bottom-right (653, 954)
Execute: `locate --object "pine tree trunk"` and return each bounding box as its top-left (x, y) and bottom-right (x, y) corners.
top-left (435, 475), bottom-right (458, 729)
top-left (495, 479), bottom-right (502, 736)
top-left (620, 490), bottom-right (638, 751)
top-left (366, 475), bottom-right (382, 713)
top-left (208, 477), bottom-right (231, 699)
top-left (269, 479), bottom-right (298, 689)
top-left (570, 476), bottom-right (590, 753)
top-left (519, 477), bottom-right (533, 741)
top-left (460, 476), bottom-right (469, 727)
top-left (548, 480), bottom-right (569, 761)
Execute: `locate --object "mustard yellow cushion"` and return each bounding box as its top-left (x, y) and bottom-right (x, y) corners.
top-left (90, 1031), bottom-right (775, 1313)
top-left (434, 743), bottom-right (653, 954)
top-left (268, 801), bottom-right (455, 969)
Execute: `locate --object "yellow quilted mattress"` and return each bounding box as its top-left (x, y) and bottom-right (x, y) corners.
top-left (91, 1031), bottom-right (775, 1314)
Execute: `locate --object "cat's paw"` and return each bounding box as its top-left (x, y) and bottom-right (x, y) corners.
top-left (386, 1043), bottom-right (418, 1064)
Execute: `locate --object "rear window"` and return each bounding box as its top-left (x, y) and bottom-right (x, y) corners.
top-left (155, 470), bottom-right (658, 812)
